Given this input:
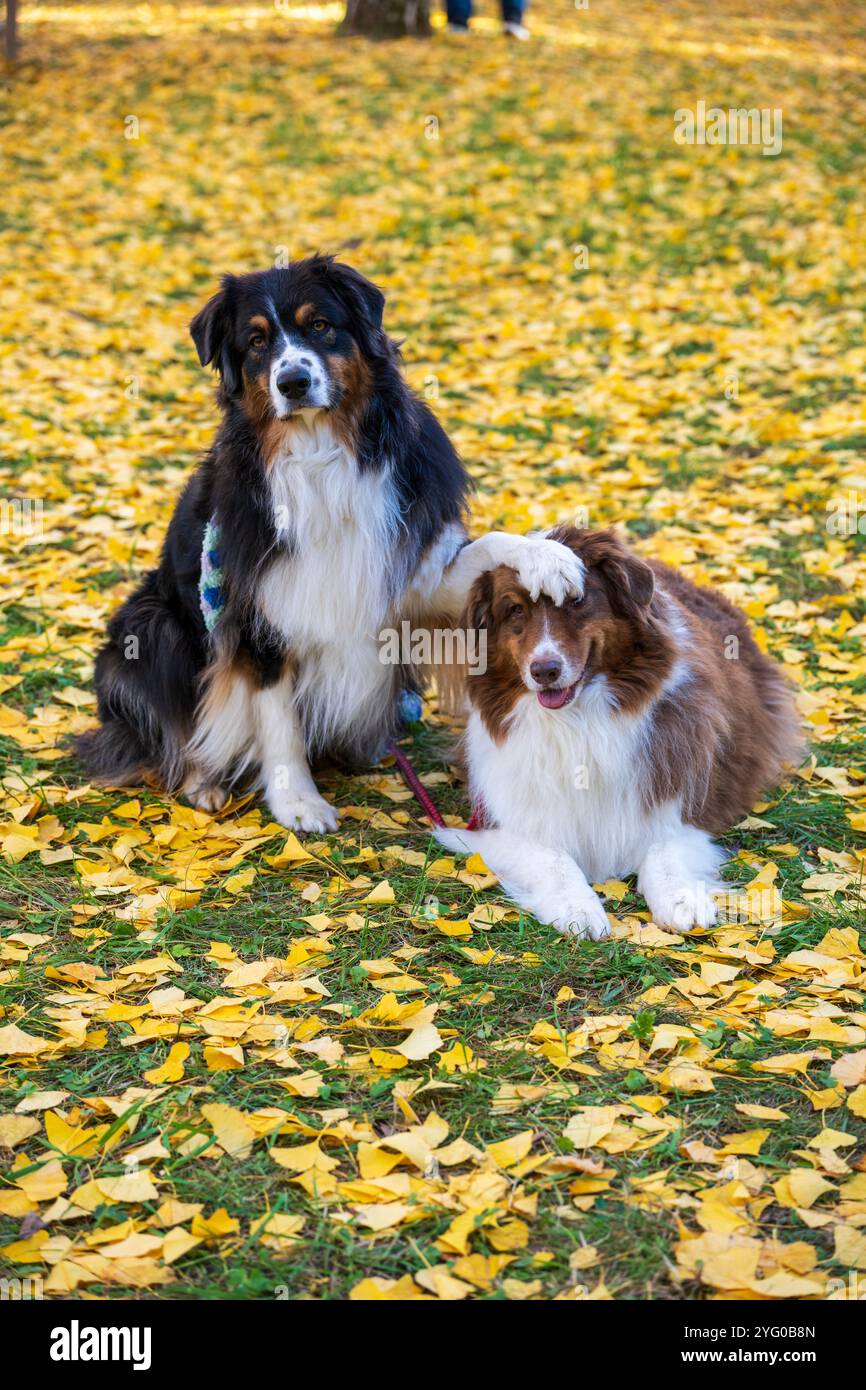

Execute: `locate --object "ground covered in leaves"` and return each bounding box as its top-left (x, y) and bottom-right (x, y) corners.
top-left (1, 0), bottom-right (866, 1301)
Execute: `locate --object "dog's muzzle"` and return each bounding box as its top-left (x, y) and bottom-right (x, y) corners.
top-left (269, 340), bottom-right (330, 417)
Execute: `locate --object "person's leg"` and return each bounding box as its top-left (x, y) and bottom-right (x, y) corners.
top-left (446, 0), bottom-right (472, 28)
top-left (502, 0), bottom-right (529, 35)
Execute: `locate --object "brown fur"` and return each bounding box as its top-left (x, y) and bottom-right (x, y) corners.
top-left (257, 417), bottom-right (296, 469)
top-left (329, 342), bottom-right (373, 454)
top-left (238, 314), bottom-right (274, 428)
top-left (463, 527), bottom-right (804, 835)
top-left (201, 645), bottom-right (294, 708)
top-left (240, 369), bottom-right (272, 427)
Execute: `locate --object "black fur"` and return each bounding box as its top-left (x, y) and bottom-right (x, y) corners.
top-left (76, 255), bottom-right (469, 792)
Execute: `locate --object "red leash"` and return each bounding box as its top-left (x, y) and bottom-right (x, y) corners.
top-left (390, 743), bottom-right (484, 831)
top-left (390, 744), bottom-right (446, 829)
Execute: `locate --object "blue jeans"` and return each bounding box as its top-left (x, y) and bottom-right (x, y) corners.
top-left (447, 0), bottom-right (525, 25)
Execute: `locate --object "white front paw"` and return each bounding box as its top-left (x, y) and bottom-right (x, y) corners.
top-left (551, 891), bottom-right (611, 942)
top-left (649, 881), bottom-right (718, 933)
top-left (268, 790), bottom-right (340, 834)
top-left (513, 536), bottom-right (585, 605)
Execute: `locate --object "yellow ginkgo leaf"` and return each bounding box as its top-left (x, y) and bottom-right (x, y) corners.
top-left (144, 1041), bottom-right (190, 1084)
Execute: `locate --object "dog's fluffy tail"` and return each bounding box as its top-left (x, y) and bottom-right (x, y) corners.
top-left (434, 826), bottom-right (611, 940)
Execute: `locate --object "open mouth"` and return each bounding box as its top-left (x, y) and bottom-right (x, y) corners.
top-left (536, 681), bottom-right (579, 710)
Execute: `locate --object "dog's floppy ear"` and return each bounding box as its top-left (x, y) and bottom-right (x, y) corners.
top-left (580, 529), bottom-right (655, 620)
top-left (323, 259), bottom-right (385, 334)
top-left (465, 570), bottom-right (495, 635)
top-left (189, 278), bottom-right (241, 397)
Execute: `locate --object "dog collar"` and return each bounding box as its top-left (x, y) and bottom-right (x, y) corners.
top-left (199, 517), bottom-right (225, 633)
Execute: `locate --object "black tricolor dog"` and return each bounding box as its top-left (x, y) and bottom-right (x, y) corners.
top-left (76, 255), bottom-right (584, 831)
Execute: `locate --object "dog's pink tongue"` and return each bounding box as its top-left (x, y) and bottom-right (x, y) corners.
top-left (537, 685), bottom-right (574, 710)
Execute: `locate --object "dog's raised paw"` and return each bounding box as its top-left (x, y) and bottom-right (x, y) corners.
top-left (513, 538), bottom-right (586, 606)
top-left (268, 791), bottom-right (340, 834)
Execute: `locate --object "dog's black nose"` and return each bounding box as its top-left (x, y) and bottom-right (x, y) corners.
top-left (530, 657), bottom-right (562, 686)
top-left (276, 367), bottom-right (312, 401)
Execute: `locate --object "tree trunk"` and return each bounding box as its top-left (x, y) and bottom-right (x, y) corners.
top-left (340, 0), bottom-right (432, 38)
top-left (5, 0), bottom-right (19, 63)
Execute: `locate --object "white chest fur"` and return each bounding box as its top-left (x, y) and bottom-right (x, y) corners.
top-left (258, 419), bottom-right (398, 650)
top-left (466, 679), bottom-right (678, 882)
top-left (253, 418), bottom-right (404, 752)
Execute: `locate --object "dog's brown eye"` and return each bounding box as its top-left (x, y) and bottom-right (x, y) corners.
top-left (507, 604), bottom-right (525, 621)
top-left (249, 333), bottom-right (266, 350)
top-left (311, 318), bottom-right (329, 334)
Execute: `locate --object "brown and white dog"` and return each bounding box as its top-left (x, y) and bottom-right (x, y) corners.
top-left (437, 526), bottom-right (802, 938)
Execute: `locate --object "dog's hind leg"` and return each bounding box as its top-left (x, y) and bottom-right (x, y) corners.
top-left (76, 572), bottom-right (203, 795)
top-left (75, 717), bottom-right (152, 790)
top-left (75, 649), bottom-right (186, 792)
top-left (187, 654), bottom-right (255, 804)
top-left (181, 769), bottom-right (229, 814)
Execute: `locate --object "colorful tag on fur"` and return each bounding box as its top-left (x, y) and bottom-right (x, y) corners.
top-left (199, 518), bottom-right (224, 633)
